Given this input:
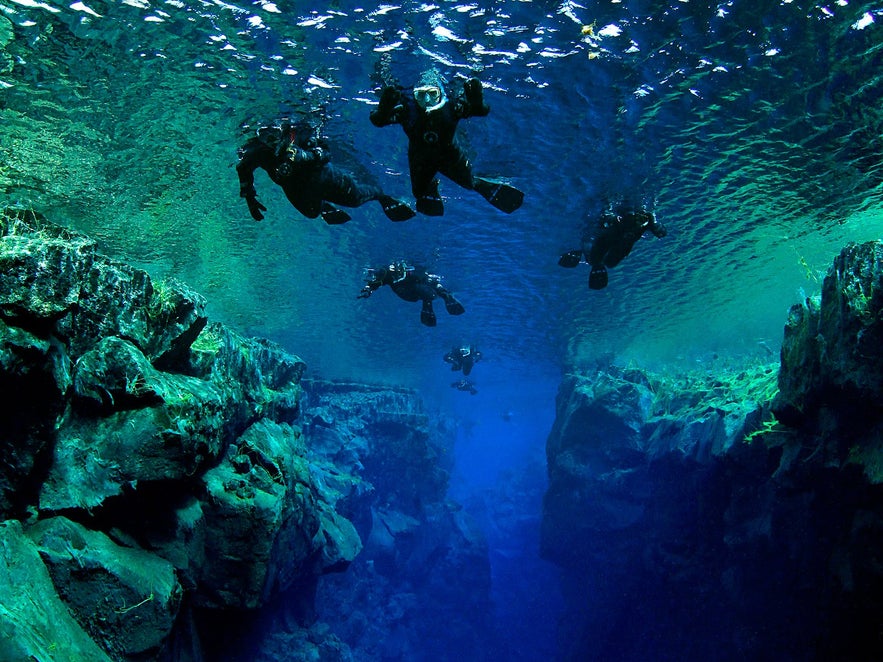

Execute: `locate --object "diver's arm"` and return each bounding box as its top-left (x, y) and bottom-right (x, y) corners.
top-left (370, 86), bottom-right (404, 126)
top-left (357, 280), bottom-right (381, 298)
top-left (649, 220), bottom-right (668, 238)
top-left (236, 140), bottom-right (263, 197)
top-left (456, 78), bottom-right (490, 118)
top-left (236, 141), bottom-right (268, 220)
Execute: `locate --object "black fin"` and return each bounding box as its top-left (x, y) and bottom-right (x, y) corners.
top-left (589, 265), bottom-right (608, 290)
top-left (380, 196), bottom-right (416, 222)
top-left (558, 251), bottom-right (582, 268)
top-left (321, 203), bottom-right (351, 225)
top-left (416, 195), bottom-right (444, 216)
top-left (444, 297), bottom-right (465, 316)
top-left (421, 300), bottom-right (437, 326)
top-left (474, 178), bottom-right (524, 214)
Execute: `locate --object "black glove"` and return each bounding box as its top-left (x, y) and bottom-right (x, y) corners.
top-left (464, 78), bottom-right (489, 116)
top-left (371, 87), bottom-right (401, 126)
top-left (245, 195), bottom-right (267, 221)
top-left (357, 287), bottom-right (372, 299)
top-left (378, 86), bottom-right (400, 113)
top-left (651, 222), bottom-right (668, 238)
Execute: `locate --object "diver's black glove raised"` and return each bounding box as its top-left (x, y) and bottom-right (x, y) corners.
top-left (464, 78), bottom-right (489, 116)
top-left (357, 287), bottom-right (372, 299)
top-left (371, 86), bottom-right (402, 125)
top-left (245, 195), bottom-right (267, 221)
top-left (651, 222), bottom-right (668, 238)
top-left (379, 86), bottom-right (400, 112)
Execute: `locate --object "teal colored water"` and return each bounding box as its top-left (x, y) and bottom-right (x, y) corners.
top-left (3, 2), bottom-right (883, 658)
top-left (3, 0), bottom-right (883, 391)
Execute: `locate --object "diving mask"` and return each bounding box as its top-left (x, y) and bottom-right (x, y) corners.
top-left (414, 85), bottom-right (446, 112)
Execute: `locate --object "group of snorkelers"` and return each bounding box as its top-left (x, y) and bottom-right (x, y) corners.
top-left (236, 69), bottom-right (668, 393)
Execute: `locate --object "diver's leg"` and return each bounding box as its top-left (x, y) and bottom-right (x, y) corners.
top-left (441, 144), bottom-right (524, 214)
top-left (282, 187), bottom-right (321, 219)
top-left (377, 195), bottom-right (416, 222)
top-left (320, 165), bottom-right (414, 222)
top-left (409, 147), bottom-right (444, 216)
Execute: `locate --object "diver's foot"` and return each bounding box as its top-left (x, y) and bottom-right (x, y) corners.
top-left (474, 177), bottom-right (524, 214)
top-left (589, 265), bottom-right (608, 290)
top-left (416, 195), bottom-right (444, 216)
top-left (558, 251), bottom-right (582, 268)
top-left (321, 203), bottom-right (352, 225)
top-left (379, 196), bottom-right (416, 222)
top-left (420, 309), bottom-right (438, 326)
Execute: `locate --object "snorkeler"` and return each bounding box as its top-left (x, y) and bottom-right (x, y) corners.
top-left (369, 69), bottom-right (524, 216)
top-left (444, 344), bottom-right (482, 376)
top-left (451, 379), bottom-right (478, 395)
top-left (236, 119), bottom-right (415, 224)
top-left (357, 261), bottom-right (465, 327)
top-left (559, 204), bottom-right (667, 289)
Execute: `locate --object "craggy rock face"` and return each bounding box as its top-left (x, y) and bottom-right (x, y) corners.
top-left (542, 242), bottom-right (883, 662)
top-left (0, 209), bottom-right (361, 658)
top-left (776, 241), bottom-right (883, 433)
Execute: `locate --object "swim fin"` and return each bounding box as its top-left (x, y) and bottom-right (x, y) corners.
top-left (321, 203), bottom-right (352, 225)
top-left (474, 177), bottom-right (524, 214)
top-left (416, 194), bottom-right (444, 216)
top-left (444, 295), bottom-right (466, 316)
top-left (379, 196), bottom-right (416, 222)
top-left (420, 300), bottom-right (437, 327)
top-left (558, 251), bottom-right (582, 268)
top-left (589, 265), bottom-right (608, 290)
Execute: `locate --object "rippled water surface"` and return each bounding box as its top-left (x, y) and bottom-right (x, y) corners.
top-left (3, 0), bottom-right (883, 390)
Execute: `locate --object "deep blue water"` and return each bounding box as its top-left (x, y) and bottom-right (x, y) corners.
top-left (3, 0), bottom-right (883, 658)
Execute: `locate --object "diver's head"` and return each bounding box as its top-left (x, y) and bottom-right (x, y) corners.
top-left (414, 69), bottom-right (448, 112)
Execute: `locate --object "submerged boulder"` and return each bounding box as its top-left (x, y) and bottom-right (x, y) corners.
top-left (542, 242), bottom-right (883, 662)
top-left (775, 240), bottom-right (883, 481)
top-left (0, 520), bottom-right (113, 662)
top-left (26, 516), bottom-right (182, 659)
top-left (198, 419), bottom-right (361, 610)
top-left (0, 209), bottom-right (360, 659)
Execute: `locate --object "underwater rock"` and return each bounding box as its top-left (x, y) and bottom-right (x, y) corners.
top-left (0, 209), bottom-right (207, 365)
top-left (0, 520), bottom-right (113, 662)
top-left (0, 209), bottom-right (363, 659)
top-left (186, 321), bottom-right (306, 425)
top-left (26, 516), bottom-right (182, 659)
top-left (40, 335), bottom-right (229, 512)
top-left (197, 419), bottom-right (361, 610)
top-left (777, 241), bottom-right (883, 426)
top-left (775, 240), bottom-right (883, 482)
top-left (543, 241), bottom-right (883, 662)
top-left (542, 366), bottom-right (770, 566)
top-left (0, 317), bottom-right (67, 517)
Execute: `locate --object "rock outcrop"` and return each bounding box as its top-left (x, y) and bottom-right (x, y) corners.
top-left (250, 380), bottom-right (495, 662)
top-left (542, 241), bottom-right (883, 662)
top-left (0, 209), bottom-right (361, 659)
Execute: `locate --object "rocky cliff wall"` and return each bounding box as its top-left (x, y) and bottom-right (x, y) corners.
top-left (542, 241), bottom-right (883, 662)
top-left (0, 209), bottom-right (361, 660)
top-left (0, 208), bottom-right (492, 662)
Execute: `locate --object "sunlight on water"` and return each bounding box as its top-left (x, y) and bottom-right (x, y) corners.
top-left (1, 0), bottom-right (882, 386)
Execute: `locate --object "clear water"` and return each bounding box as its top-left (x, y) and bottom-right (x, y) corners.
top-left (4, 0), bottom-right (883, 387)
top-left (2, 0), bottom-right (883, 655)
